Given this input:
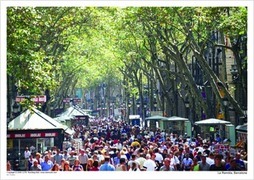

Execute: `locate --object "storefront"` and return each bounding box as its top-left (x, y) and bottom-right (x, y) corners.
top-left (7, 129), bottom-right (64, 153)
top-left (7, 129), bottom-right (64, 170)
top-left (7, 107), bottom-right (74, 170)
top-left (159, 116), bottom-right (191, 137)
top-left (194, 118), bottom-right (232, 141)
top-left (71, 115), bottom-right (89, 127)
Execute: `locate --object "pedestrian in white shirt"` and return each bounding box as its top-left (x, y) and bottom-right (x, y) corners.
top-left (143, 154), bottom-right (157, 171)
top-left (24, 147), bottom-right (31, 170)
top-left (206, 152), bottom-right (215, 165)
top-left (154, 148), bottom-right (163, 168)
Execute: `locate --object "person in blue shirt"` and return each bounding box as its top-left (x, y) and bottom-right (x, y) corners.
top-left (41, 155), bottom-right (54, 171)
top-left (235, 153), bottom-right (246, 170)
top-left (113, 152), bottom-right (121, 166)
top-left (215, 134), bottom-right (222, 143)
top-left (52, 149), bottom-right (63, 165)
top-left (99, 156), bottom-right (115, 171)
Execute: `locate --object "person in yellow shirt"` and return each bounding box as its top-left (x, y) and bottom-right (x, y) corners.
top-left (131, 139), bottom-right (140, 147)
top-left (190, 158), bottom-right (200, 171)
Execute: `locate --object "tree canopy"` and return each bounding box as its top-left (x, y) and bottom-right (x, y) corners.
top-left (7, 6), bottom-right (247, 121)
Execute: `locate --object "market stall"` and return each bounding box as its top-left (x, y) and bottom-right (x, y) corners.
top-left (7, 107), bottom-right (74, 170)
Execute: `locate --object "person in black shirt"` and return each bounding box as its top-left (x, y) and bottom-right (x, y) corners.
top-left (209, 154), bottom-right (226, 171)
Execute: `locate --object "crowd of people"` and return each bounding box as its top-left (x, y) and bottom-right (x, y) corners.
top-left (7, 117), bottom-right (247, 172)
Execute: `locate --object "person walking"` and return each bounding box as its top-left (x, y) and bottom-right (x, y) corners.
top-left (182, 153), bottom-right (193, 171)
top-left (78, 149), bottom-right (88, 171)
top-left (127, 154), bottom-right (140, 170)
top-left (198, 153), bottom-right (210, 171)
top-left (67, 151), bottom-right (77, 168)
top-left (52, 149), bottom-right (63, 165)
top-left (72, 159), bottom-right (83, 171)
top-left (41, 155), bottom-right (54, 171)
top-left (24, 147), bottom-right (31, 170)
top-left (90, 160), bottom-right (100, 171)
top-left (209, 154), bottom-right (226, 171)
top-left (99, 156), bottom-right (115, 171)
top-left (128, 162), bottom-right (140, 171)
top-left (190, 158), bottom-right (200, 171)
top-left (143, 154), bottom-right (157, 171)
top-left (160, 158), bottom-right (173, 171)
top-left (30, 160), bottom-right (42, 171)
top-left (115, 158), bottom-right (127, 171)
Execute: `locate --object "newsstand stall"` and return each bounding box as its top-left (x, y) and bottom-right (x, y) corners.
top-left (7, 129), bottom-right (64, 170)
top-left (71, 115), bottom-right (89, 127)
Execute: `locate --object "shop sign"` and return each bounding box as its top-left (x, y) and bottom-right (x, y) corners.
top-left (7, 132), bottom-right (58, 138)
top-left (63, 98), bottom-right (81, 103)
top-left (16, 95), bottom-right (46, 103)
top-left (74, 115), bottom-right (88, 120)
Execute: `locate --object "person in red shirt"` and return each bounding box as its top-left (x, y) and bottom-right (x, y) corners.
top-left (90, 160), bottom-right (100, 171)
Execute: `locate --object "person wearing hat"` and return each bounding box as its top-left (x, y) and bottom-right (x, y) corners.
top-left (67, 151), bottom-right (77, 168)
top-left (209, 154), bottom-right (226, 171)
top-left (198, 153), bottom-right (210, 171)
top-left (35, 152), bottom-right (43, 165)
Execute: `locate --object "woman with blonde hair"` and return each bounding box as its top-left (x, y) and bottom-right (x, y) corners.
top-left (35, 152), bottom-right (43, 165)
top-left (86, 158), bottom-right (94, 171)
top-left (72, 159), bottom-right (83, 171)
top-left (63, 161), bottom-right (72, 171)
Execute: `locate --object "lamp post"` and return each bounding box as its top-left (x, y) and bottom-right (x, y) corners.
top-left (12, 102), bottom-right (20, 118)
top-left (222, 98), bottom-right (229, 116)
top-left (128, 101), bottom-right (132, 124)
top-left (143, 103), bottom-right (147, 117)
top-left (112, 101), bottom-right (115, 117)
top-left (101, 100), bottom-right (104, 117)
top-left (240, 107), bottom-right (247, 124)
top-left (185, 100), bottom-right (190, 119)
top-left (153, 101), bottom-right (157, 111)
top-left (121, 102), bottom-right (126, 122)
top-left (136, 101), bottom-right (140, 115)
top-left (222, 97), bottom-right (229, 139)
top-left (184, 100), bottom-right (191, 135)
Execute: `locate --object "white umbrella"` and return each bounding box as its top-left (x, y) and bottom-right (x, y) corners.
top-left (195, 118), bottom-right (231, 125)
top-left (164, 116), bottom-right (189, 121)
top-left (145, 115), bottom-right (168, 121)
